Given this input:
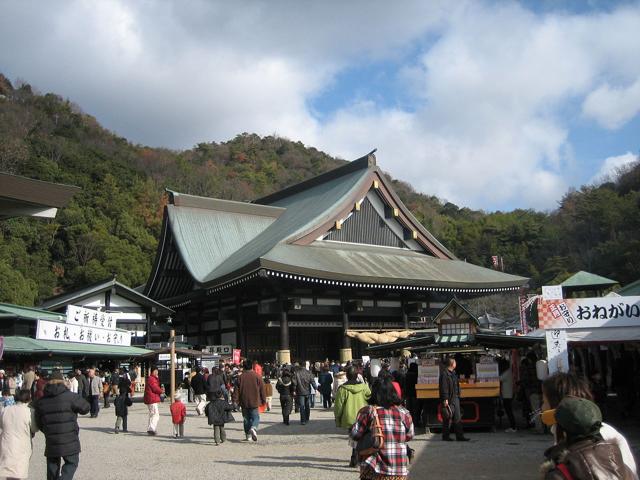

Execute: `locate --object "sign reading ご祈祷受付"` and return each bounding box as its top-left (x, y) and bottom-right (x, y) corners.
top-left (36, 319), bottom-right (131, 346)
top-left (538, 296), bottom-right (640, 330)
top-left (66, 305), bottom-right (122, 330)
top-left (545, 329), bottom-right (569, 374)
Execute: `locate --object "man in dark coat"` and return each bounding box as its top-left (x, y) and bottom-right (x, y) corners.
top-left (75, 368), bottom-right (88, 400)
top-left (206, 368), bottom-right (225, 400)
top-left (439, 357), bottom-right (469, 442)
top-left (190, 367), bottom-right (207, 415)
top-left (292, 364), bottom-right (318, 425)
top-left (35, 370), bottom-right (90, 480)
top-left (233, 359), bottom-right (265, 442)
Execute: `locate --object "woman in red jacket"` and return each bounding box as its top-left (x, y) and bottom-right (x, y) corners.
top-left (144, 367), bottom-right (164, 435)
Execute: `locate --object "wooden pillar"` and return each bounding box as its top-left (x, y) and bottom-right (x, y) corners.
top-left (278, 297), bottom-right (291, 364)
top-left (340, 296), bottom-right (352, 362)
top-left (236, 303), bottom-right (246, 354)
top-left (402, 299), bottom-right (409, 329)
top-left (217, 300), bottom-right (223, 345)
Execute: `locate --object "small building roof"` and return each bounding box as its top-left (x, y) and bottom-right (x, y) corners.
top-left (0, 172), bottom-right (80, 219)
top-left (41, 278), bottom-right (174, 316)
top-left (2, 336), bottom-right (153, 358)
top-left (617, 279), bottom-right (640, 297)
top-left (561, 271), bottom-right (618, 291)
top-left (0, 303), bottom-right (65, 322)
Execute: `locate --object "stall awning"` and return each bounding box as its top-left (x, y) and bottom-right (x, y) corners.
top-left (2, 336), bottom-right (153, 358)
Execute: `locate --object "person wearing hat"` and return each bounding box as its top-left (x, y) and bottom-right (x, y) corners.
top-left (34, 370), bottom-right (90, 480)
top-left (541, 397), bottom-right (634, 479)
top-left (170, 391), bottom-right (187, 438)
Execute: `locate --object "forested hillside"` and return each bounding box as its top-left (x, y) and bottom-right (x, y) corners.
top-left (1, 75), bottom-right (638, 306)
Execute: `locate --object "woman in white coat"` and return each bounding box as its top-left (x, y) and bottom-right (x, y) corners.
top-left (0, 389), bottom-right (39, 480)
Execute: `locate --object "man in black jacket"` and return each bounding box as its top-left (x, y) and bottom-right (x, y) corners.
top-left (292, 364), bottom-right (318, 425)
top-left (190, 367), bottom-right (207, 415)
top-left (439, 357), bottom-right (469, 442)
top-left (35, 370), bottom-right (90, 480)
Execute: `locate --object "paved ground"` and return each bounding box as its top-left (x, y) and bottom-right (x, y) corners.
top-left (27, 393), bottom-right (639, 479)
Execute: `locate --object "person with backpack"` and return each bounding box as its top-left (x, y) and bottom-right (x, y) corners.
top-left (113, 385), bottom-right (132, 434)
top-left (334, 366), bottom-right (371, 467)
top-left (276, 368), bottom-right (295, 425)
top-left (541, 397), bottom-right (634, 479)
top-left (350, 376), bottom-right (414, 480)
top-left (292, 364), bottom-right (318, 425)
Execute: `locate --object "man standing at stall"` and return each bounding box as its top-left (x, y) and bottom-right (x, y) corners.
top-left (439, 357), bottom-right (469, 442)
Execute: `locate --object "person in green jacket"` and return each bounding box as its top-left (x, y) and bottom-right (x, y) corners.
top-left (334, 366), bottom-right (371, 467)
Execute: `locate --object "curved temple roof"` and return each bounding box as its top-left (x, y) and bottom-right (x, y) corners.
top-left (145, 153), bottom-right (528, 299)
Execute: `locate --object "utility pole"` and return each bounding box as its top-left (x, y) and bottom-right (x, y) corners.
top-left (169, 328), bottom-right (176, 403)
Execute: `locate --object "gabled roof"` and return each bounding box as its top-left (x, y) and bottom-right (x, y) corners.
top-left (617, 279), bottom-right (640, 297)
top-left (433, 298), bottom-right (479, 325)
top-left (561, 271), bottom-right (618, 291)
top-left (145, 153), bottom-right (529, 299)
top-left (0, 172), bottom-right (80, 219)
top-left (41, 278), bottom-right (173, 316)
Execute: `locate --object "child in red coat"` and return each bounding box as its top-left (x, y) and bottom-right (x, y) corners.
top-left (170, 392), bottom-right (187, 438)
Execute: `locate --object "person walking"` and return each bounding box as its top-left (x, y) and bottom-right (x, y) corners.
top-left (439, 357), bottom-right (469, 442)
top-left (170, 392), bottom-right (187, 439)
top-left (113, 386), bottom-right (132, 434)
top-left (34, 371), bottom-right (90, 480)
top-left (292, 364), bottom-right (318, 425)
top-left (190, 367), bottom-right (207, 415)
top-left (499, 358), bottom-right (517, 432)
top-left (263, 376), bottom-right (273, 412)
top-left (86, 368), bottom-right (103, 418)
top-left (206, 390), bottom-right (233, 445)
top-left (0, 389), bottom-right (39, 479)
top-left (334, 366), bottom-right (372, 467)
top-left (144, 367), bottom-right (164, 435)
top-left (350, 377), bottom-right (414, 480)
top-left (206, 367), bottom-right (226, 401)
top-left (22, 366), bottom-right (36, 393)
top-left (74, 369), bottom-right (88, 401)
top-left (233, 360), bottom-right (265, 442)
top-left (318, 365), bottom-right (334, 409)
top-left (276, 368), bottom-right (295, 425)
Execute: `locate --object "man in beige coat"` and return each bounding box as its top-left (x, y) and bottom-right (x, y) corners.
top-left (0, 389), bottom-right (39, 479)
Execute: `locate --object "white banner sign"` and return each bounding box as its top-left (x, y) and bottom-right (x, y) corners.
top-left (545, 329), bottom-right (569, 374)
top-left (37, 319), bottom-right (131, 346)
top-left (202, 345), bottom-right (232, 355)
top-left (66, 305), bottom-right (121, 330)
top-left (539, 296), bottom-right (640, 329)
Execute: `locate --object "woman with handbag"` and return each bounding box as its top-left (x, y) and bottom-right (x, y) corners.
top-left (350, 376), bottom-right (414, 480)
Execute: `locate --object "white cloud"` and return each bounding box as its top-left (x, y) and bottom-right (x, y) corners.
top-left (582, 80), bottom-right (640, 129)
top-left (0, 1), bottom-right (639, 211)
top-left (590, 152), bottom-right (639, 184)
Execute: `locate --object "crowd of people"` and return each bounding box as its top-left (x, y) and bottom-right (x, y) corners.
top-left (0, 356), bottom-right (637, 479)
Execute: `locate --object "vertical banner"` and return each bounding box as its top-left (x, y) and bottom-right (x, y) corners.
top-left (545, 329), bottom-right (569, 375)
top-left (518, 292), bottom-right (528, 334)
top-left (232, 349), bottom-right (241, 365)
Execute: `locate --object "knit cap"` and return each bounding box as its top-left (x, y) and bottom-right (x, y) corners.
top-left (555, 397), bottom-right (602, 437)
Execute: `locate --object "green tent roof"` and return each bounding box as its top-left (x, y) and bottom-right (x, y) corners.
top-left (2, 336), bottom-right (152, 358)
top-left (0, 303), bottom-right (65, 321)
top-left (617, 279), bottom-right (640, 297)
top-left (561, 271), bottom-right (618, 290)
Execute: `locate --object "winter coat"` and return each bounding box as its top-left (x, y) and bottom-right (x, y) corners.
top-left (334, 382), bottom-right (371, 429)
top-left (233, 370), bottom-right (265, 409)
top-left (190, 373), bottom-right (207, 396)
top-left (276, 376), bottom-right (295, 398)
top-left (264, 380), bottom-right (273, 397)
top-left (77, 375), bottom-right (89, 398)
top-left (332, 372), bottom-right (347, 399)
top-left (88, 376), bottom-right (103, 396)
top-left (144, 375), bottom-right (163, 405)
top-left (439, 369), bottom-right (460, 402)
top-left (206, 373), bottom-right (225, 397)
top-left (318, 372), bottom-right (333, 396)
top-left (0, 403), bottom-right (39, 479)
top-left (34, 382), bottom-right (90, 458)
top-left (292, 368), bottom-right (317, 396)
top-left (170, 401), bottom-right (187, 425)
top-left (114, 394), bottom-right (132, 417)
top-left (500, 368), bottom-right (514, 399)
top-left (34, 378), bottom-right (47, 400)
top-left (205, 399), bottom-right (233, 426)
top-left (542, 437), bottom-right (634, 480)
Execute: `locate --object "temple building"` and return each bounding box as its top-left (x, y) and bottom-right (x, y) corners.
top-left (144, 152), bottom-right (528, 362)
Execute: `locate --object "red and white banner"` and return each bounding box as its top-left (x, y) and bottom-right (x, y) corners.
top-left (538, 296), bottom-right (640, 330)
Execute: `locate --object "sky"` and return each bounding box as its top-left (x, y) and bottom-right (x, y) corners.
top-left (1, 1), bottom-right (639, 212)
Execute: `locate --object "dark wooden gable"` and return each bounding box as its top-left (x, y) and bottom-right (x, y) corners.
top-left (324, 197), bottom-right (406, 248)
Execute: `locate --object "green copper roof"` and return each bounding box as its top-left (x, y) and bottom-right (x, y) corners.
top-left (561, 271), bottom-right (618, 290)
top-left (260, 242), bottom-right (528, 289)
top-left (2, 336), bottom-right (153, 357)
top-left (617, 279), bottom-right (640, 297)
top-left (0, 303), bottom-right (65, 321)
